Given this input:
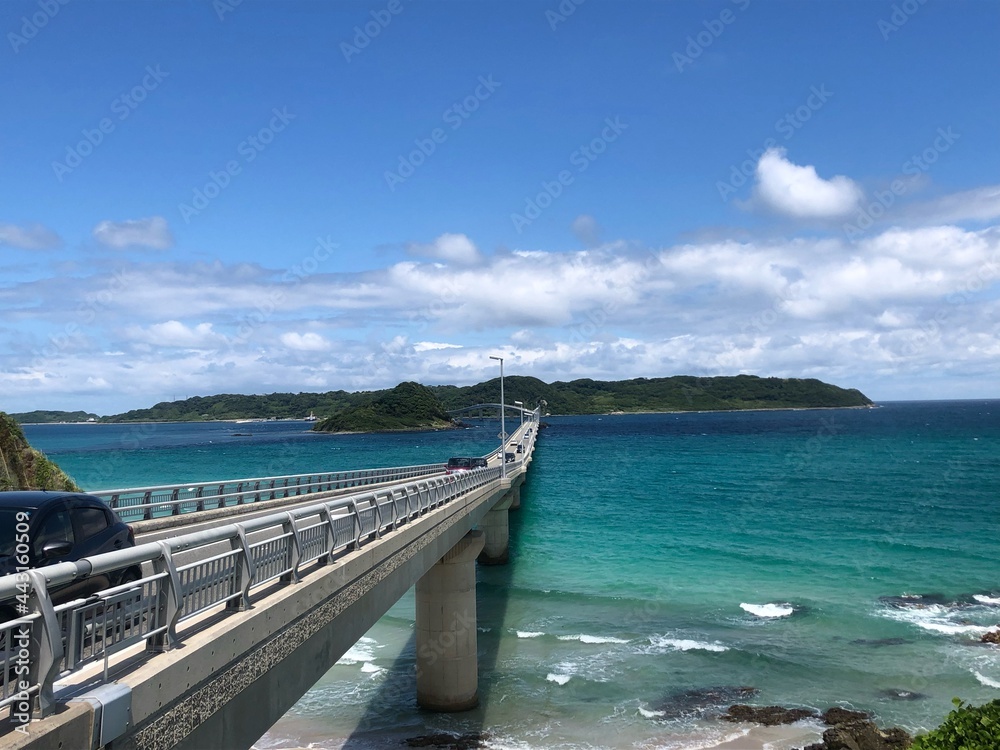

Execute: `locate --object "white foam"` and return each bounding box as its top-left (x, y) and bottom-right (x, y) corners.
top-left (516, 630), bottom-right (544, 639)
top-left (336, 636), bottom-right (377, 665)
top-left (360, 662), bottom-right (382, 674)
top-left (973, 671), bottom-right (1000, 688)
top-left (638, 705), bottom-right (665, 718)
top-left (557, 634), bottom-right (630, 644)
top-left (741, 602), bottom-right (794, 618)
top-left (919, 621), bottom-right (993, 635)
top-left (546, 673), bottom-right (571, 685)
top-left (974, 595), bottom-right (1000, 606)
top-left (650, 635), bottom-right (729, 652)
top-left (881, 605), bottom-right (995, 636)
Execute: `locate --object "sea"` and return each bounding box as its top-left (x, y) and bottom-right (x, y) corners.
top-left (22, 401), bottom-right (1000, 749)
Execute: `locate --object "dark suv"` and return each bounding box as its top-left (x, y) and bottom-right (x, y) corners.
top-left (0, 491), bottom-right (141, 620)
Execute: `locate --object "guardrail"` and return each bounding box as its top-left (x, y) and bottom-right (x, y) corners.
top-left (0, 410), bottom-right (538, 723)
top-left (0, 466), bottom-right (508, 719)
top-left (90, 463), bottom-right (446, 522)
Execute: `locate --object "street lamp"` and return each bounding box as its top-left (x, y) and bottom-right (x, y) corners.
top-left (513, 400), bottom-right (523, 427)
top-left (489, 355), bottom-right (505, 478)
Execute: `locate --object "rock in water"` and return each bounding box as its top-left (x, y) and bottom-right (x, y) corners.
top-left (0, 412), bottom-right (80, 491)
top-left (981, 629), bottom-right (1000, 644)
top-left (722, 704), bottom-right (818, 725)
top-left (404, 732), bottom-right (491, 749)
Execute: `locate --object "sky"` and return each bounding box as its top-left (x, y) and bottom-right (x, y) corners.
top-left (2, 0), bottom-right (999, 414)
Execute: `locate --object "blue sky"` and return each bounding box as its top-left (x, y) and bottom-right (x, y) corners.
top-left (2, 0), bottom-right (999, 414)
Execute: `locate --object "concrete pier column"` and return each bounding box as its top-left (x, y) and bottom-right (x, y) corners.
top-left (477, 495), bottom-right (513, 565)
top-left (509, 485), bottom-right (521, 510)
top-left (416, 530), bottom-right (485, 711)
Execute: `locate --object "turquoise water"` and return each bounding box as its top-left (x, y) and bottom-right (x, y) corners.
top-left (24, 403), bottom-right (1000, 748)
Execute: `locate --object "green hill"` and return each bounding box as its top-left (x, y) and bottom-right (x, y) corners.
top-left (0, 412), bottom-right (81, 491)
top-left (430, 374), bottom-right (873, 415)
top-left (9, 410), bottom-right (100, 424)
top-left (64, 373), bottom-right (872, 424)
top-left (313, 382), bottom-right (456, 433)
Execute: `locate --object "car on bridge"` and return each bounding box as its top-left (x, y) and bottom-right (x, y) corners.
top-left (445, 457), bottom-right (488, 474)
top-left (0, 491), bottom-right (142, 622)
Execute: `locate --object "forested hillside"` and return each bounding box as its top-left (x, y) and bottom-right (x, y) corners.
top-left (313, 382), bottom-right (455, 433)
top-left (60, 374), bottom-right (872, 423)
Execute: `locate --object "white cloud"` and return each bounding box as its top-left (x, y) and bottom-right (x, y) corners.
top-left (571, 214), bottom-right (602, 247)
top-left (93, 216), bottom-right (174, 250)
top-left (751, 148), bottom-right (863, 219)
top-left (413, 341), bottom-right (462, 352)
top-left (124, 321), bottom-right (224, 348)
top-left (0, 222), bottom-right (61, 250)
top-left (904, 184), bottom-right (1000, 224)
top-left (407, 233), bottom-right (481, 264)
top-left (4, 212), bottom-right (1000, 412)
top-left (280, 332), bottom-right (330, 351)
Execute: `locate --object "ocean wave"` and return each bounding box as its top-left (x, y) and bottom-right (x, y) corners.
top-left (879, 600), bottom-right (997, 637)
top-left (516, 631), bottom-right (545, 639)
top-left (974, 594), bottom-right (1000, 606)
top-left (973, 671), bottom-right (1000, 688)
top-left (637, 705), bottom-right (665, 718)
top-left (359, 662), bottom-right (382, 674)
top-left (546, 673), bottom-right (571, 685)
top-left (557, 634), bottom-right (630, 644)
top-left (336, 636), bottom-right (378, 665)
top-left (740, 602), bottom-right (794, 618)
top-left (649, 635), bottom-right (729, 653)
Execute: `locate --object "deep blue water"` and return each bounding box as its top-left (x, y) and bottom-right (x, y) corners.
top-left (23, 402), bottom-right (1000, 749)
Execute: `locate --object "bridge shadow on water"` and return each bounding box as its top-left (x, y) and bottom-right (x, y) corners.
top-left (340, 506), bottom-right (525, 749)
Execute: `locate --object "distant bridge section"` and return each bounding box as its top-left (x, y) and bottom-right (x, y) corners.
top-left (447, 402), bottom-right (534, 418)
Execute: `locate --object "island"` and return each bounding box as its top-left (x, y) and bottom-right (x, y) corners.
top-left (8, 374), bottom-right (873, 426)
top-left (312, 382), bottom-right (458, 433)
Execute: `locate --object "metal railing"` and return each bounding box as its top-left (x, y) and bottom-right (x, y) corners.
top-left (91, 463), bottom-right (446, 522)
top-left (0, 415), bottom-right (538, 720)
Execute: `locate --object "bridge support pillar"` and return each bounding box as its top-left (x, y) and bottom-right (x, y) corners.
top-left (509, 485), bottom-right (521, 510)
top-left (477, 495), bottom-right (513, 565)
top-left (416, 530), bottom-right (485, 712)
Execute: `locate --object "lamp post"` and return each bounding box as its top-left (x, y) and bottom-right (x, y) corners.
top-left (514, 400), bottom-right (523, 427)
top-left (489, 355), bottom-right (505, 478)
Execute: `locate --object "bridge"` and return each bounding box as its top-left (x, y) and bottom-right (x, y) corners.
top-left (446, 402), bottom-right (535, 419)
top-left (0, 407), bottom-right (540, 750)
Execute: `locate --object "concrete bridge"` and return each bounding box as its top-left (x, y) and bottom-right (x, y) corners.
top-left (0, 411), bottom-right (540, 750)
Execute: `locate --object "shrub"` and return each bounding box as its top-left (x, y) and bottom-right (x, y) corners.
top-left (911, 698), bottom-right (1000, 749)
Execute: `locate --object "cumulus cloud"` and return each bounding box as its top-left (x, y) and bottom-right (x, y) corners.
top-left (407, 233), bottom-right (481, 264)
top-left (93, 216), bottom-right (174, 250)
top-left (280, 332), bottom-right (330, 351)
top-left (124, 321), bottom-right (224, 348)
top-left (571, 214), bottom-right (602, 247)
top-left (0, 222), bottom-right (62, 250)
top-left (5, 215), bottom-right (1000, 412)
top-left (751, 148), bottom-right (863, 219)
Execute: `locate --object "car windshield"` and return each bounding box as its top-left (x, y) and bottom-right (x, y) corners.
top-left (0, 508), bottom-right (27, 557)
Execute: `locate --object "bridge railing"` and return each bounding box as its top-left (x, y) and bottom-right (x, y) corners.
top-left (0, 465), bottom-right (508, 718)
top-left (90, 463), bottom-right (445, 522)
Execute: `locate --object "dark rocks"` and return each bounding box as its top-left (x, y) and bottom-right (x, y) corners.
top-left (795, 706), bottom-right (912, 750)
top-left (722, 704), bottom-right (818, 725)
top-left (821, 707), bottom-right (870, 725)
top-left (850, 638), bottom-right (910, 647)
top-left (981, 629), bottom-right (1000, 644)
top-left (804, 722), bottom-right (911, 750)
top-left (656, 685), bottom-right (759, 718)
top-left (404, 732), bottom-right (491, 749)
